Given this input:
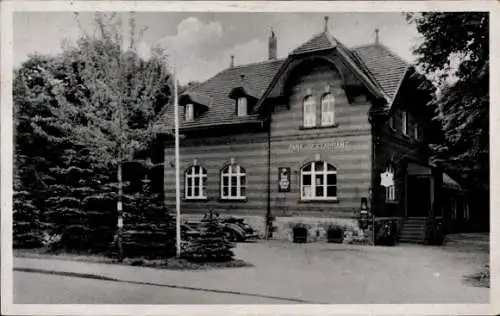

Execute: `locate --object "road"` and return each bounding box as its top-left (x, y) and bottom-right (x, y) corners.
top-left (14, 271), bottom-right (294, 304)
top-left (13, 236), bottom-right (489, 304)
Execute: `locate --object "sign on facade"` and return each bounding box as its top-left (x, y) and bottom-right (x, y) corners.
top-left (278, 167), bottom-right (291, 192)
top-left (380, 169), bottom-right (394, 187)
top-left (288, 141), bottom-right (348, 152)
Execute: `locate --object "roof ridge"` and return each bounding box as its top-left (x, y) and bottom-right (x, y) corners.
top-left (227, 58), bottom-right (285, 71)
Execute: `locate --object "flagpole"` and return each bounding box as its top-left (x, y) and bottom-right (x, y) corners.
top-left (173, 49), bottom-right (181, 258)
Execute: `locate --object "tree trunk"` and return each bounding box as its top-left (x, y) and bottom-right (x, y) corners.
top-left (117, 162), bottom-right (124, 261)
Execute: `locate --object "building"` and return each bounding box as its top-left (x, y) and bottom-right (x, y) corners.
top-left (157, 18), bottom-right (468, 243)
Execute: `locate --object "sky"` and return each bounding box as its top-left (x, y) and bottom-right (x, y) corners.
top-left (14, 12), bottom-right (422, 84)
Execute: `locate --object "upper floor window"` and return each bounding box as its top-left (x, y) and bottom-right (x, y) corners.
top-left (388, 115), bottom-right (395, 130)
top-left (237, 97), bottom-right (247, 117)
top-left (402, 110), bottom-right (408, 136)
top-left (185, 103), bottom-right (194, 122)
top-left (320, 93), bottom-right (335, 126)
top-left (414, 122), bottom-right (419, 140)
top-left (303, 95), bottom-right (316, 128)
top-left (220, 164), bottom-right (246, 200)
top-left (185, 165), bottom-right (207, 199)
top-left (300, 161), bottom-right (337, 201)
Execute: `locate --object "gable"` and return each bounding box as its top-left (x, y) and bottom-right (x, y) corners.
top-left (157, 37), bottom-right (411, 133)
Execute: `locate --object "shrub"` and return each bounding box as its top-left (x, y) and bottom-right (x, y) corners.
top-left (374, 220), bottom-right (398, 246)
top-left (51, 225), bottom-right (92, 252)
top-left (292, 223), bottom-right (308, 243)
top-left (326, 225), bottom-right (344, 243)
top-left (181, 211), bottom-right (235, 262)
top-left (119, 181), bottom-right (176, 259)
top-left (425, 219), bottom-right (445, 245)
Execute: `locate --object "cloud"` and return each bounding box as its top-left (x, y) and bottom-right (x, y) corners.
top-left (152, 17), bottom-right (226, 83)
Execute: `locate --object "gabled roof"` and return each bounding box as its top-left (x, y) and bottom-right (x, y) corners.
top-left (290, 32), bottom-right (338, 55)
top-left (158, 59), bottom-right (284, 131)
top-left (157, 34), bottom-right (410, 132)
top-left (352, 44), bottom-right (409, 101)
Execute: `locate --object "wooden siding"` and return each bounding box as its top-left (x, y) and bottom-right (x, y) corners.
top-left (373, 102), bottom-right (432, 217)
top-left (164, 133), bottom-right (269, 216)
top-left (269, 60), bottom-right (372, 218)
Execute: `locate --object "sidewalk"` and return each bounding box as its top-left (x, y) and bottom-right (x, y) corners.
top-left (14, 240), bottom-right (489, 304)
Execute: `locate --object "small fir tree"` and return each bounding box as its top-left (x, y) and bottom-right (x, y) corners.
top-left (119, 163), bottom-right (176, 259)
top-left (182, 211), bottom-right (235, 262)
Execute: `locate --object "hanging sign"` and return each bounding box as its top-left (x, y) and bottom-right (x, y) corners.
top-left (380, 169), bottom-right (394, 187)
top-left (278, 167), bottom-right (291, 192)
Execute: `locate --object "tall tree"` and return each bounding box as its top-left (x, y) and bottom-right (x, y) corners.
top-left (48, 12), bottom-right (172, 258)
top-left (409, 12), bottom-right (489, 226)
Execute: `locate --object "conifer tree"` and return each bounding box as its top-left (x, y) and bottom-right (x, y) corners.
top-left (182, 211), bottom-right (235, 262)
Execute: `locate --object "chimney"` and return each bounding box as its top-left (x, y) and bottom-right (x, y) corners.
top-left (268, 28), bottom-right (277, 60)
top-left (375, 28), bottom-right (380, 44)
top-left (230, 54), bottom-right (235, 68)
top-left (324, 16), bottom-right (329, 32)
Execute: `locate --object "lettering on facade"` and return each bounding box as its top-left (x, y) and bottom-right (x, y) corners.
top-left (288, 141), bottom-right (348, 152)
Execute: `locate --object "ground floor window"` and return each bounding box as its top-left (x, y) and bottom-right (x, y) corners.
top-left (220, 164), bottom-right (246, 200)
top-left (300, 161), bottom-right (337, 201)
top-left (386, 185), bottom-right (397, 202)
top-left (185, 165), bottom-right (207, 199)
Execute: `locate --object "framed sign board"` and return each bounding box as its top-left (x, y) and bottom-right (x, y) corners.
top-left (278, 167), bottom-right (291, 192)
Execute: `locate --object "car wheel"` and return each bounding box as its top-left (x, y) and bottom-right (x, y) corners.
top-left (224, 230), bottom-right (237, 242)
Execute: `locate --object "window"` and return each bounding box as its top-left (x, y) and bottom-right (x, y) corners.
top-left (185, 103), bottom-right (194, 122)
top-left (300, 161), bottom-right (337, 201)
top-left (402, 110), bottom-right (408, 136)
top-left (320, 93), bottom-right (335, 126)
top-left (185, 165), bottom-right (207, 199)
top-left (451, 198), bottom-right (457, 219)
top-left (414, 122), bottom-right (419, 140)
top-left (220, 164), bottom-right (246, 200)
top-left (237, 97), bottom-right (247, 117)
top-left (303, 95), bottom-right (316, 127)
top-left (388, 115), bottom-right (395, 130)
top-left (384, 166), bottom-right (397, 202)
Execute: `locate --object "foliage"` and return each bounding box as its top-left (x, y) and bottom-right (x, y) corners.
top-left (374, 219), bottom-right (398, 246)
top-left (50, 12), bottom-right (172, 165)
top-left (181, 211), bottom-right (235, 262)
top-left (410, 13), bottom-right (489, 210)
top-left (13, 190), bottom-right (44, 248)
top-left (326, 225), bottom-right (344, 243)
top-left (119, 177), bottom-right (176, 259)
top-left (13, 13), bottom-right (173, 253)
top-left (424, 218), bottom-right (445, 245)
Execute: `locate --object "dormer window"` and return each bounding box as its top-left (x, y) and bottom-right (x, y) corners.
top-left (185, 103), bottom-right (194, 122)
top-left (237, 97), bottom-right (247, 117)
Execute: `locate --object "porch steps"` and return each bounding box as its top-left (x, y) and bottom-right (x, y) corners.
top-left (399, 218), bottom-right (427, 244)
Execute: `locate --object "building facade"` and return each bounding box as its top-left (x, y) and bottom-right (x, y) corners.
top-left (158, 19), bottom-right (467, 243)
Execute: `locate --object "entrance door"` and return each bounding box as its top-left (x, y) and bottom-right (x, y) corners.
top-left (406, 175), bottom-right (431, 217)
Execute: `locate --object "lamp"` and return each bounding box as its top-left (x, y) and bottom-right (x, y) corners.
top-left (360, 197), bottom-right (368, 212)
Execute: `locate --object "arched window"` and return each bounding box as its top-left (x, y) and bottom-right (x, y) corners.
top-left (303, 95), bottom-right (316, 127)
top-left (185, 165), bottom-right (207, 199)
top-left (220, 164), bottom-right (246, 200)
top-left (300, 161), bottom-right (337, 200)
top-left (320, 93), bottom-right (335, 126)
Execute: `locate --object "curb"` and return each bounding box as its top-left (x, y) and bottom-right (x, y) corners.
top-left (15, 267), bottom-right (318, 304)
